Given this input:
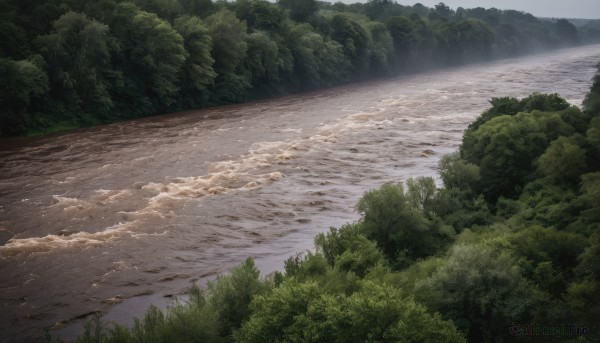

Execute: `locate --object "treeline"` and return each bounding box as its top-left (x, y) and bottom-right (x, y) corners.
top-left (0, 0), bottom-right (592, 136)
top-left (52, 63), bottom-right (600, 343)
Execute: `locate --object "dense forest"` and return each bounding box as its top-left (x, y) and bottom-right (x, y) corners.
top-left (50, 60), bottom-right (600, 343)
top-left (1, 0), bottom-right (597, 136)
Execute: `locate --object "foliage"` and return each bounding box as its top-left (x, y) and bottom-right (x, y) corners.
top-left (235, 280), bottom-right (465, 342)
top-left (206, 257), bottom-right (272, 336)
top-left (461, 106), bottom-right (584, 203)
top-left (583, 63), bottom-right (600, 115)
top-left (0, 58), bottom-right (48, 135)
top-left (173, 15), bottom-right (216, 107)
top-left (36, 11), bottom-right (113, 121)
top-left (0, 0), bottom-right (588, 135)
top-left (415, 243), bottom-right (539, 342)
top-left (356, 182), bottom-right (454, 269)
top-left (314, 224), bottom-right (385, 277)
top-left (536, 136), bottom-right (587, 184)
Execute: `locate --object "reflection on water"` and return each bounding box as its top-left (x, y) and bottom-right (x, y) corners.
top-left (0, 44), bottom-right (599, 341)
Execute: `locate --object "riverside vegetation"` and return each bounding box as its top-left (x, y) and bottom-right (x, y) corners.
top-left (46, 60), bottom-right (600, 342)
top-left (2, 0), bottom-right (599, 136)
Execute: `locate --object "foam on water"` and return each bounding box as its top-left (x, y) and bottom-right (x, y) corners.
top-left (0, 221), bottom-right (140, 258)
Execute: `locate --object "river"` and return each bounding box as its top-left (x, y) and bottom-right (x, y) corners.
top-left (1, 44), bottom-right (599, 342)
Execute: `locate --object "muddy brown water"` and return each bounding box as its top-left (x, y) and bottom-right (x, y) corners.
top-left (1, 45), bottom-right (599, 342)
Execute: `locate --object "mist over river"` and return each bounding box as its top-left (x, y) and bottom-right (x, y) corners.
top-left (1, 44), bottom-right (599, 342)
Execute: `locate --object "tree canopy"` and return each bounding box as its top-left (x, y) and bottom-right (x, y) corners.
top-left (0, 0), bottom-right (590, 136)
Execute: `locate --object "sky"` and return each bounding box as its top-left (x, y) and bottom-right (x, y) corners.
top-left (343, 0), bottom-right (600, 19)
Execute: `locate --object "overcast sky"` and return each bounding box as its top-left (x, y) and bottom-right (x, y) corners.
top-left (345, 1), bottom-right (600, 19)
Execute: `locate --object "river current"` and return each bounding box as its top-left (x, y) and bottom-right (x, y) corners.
top-left (1, 44), bottom-right (599, 342)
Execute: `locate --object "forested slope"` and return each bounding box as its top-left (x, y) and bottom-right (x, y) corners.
top-left (60, 58), bottom-right (600, 343)
top-left (1, 0), bottom-right (593, 136)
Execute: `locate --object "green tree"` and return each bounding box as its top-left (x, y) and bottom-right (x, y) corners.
top-left (244, 31), bottom-right (285, 95)
top-left (537, 136), bottom-right (587, 184)
top-left (0, 58), bottom-right (48, 135)
top-left (462, 113), bottom-right (545, 201)
top-left (457, 19), bottom-right (493, 61)
top-left (432, 20), bottom-right (462, 65)
top-left (205, 8), bottom-right (250, 102)
top-left (356, 183), bottom-right (452, 268)
top-left (285, 23), bottom-right (348, 89)
top-left (465, 93), bottom-right (570, 135)
top-left (110, 3), bottom-right (187, 115)
top-left (573, 172), bottom-right (600, 233)
top-left (433, 156), bottom-right (492, 229)
top-left (330, 14), bottom-right (371, 76)
top-left (509, 226), bottom-right (587, 297)
top-left (433, 2), bottom-right (453, 19)
top-left (178, 0), bottom-right (215, 18)
top-left (277, 0), bottom-right (317, 23)
top-left (0, 0), bottom-right (28, 59)
top-left (207, 257), bottom-right (271, 336)
top-left (234, 0), bottom-right (282, 32)
top-left (416, 243), bottom-right (539, 342)
top-left (555, 18), bottom-right (578, 45)
top-left (583, 63), bottom-right (600, 115)
top-left (365, 21), bottom-right (394, 75)
top-left (132, 0), bottom-right (182, 23)
top-left (438, 152), bottom-right (480, 192)
top-left (235, 280), bottom-right (465, 342)
top-left (406, 176), bottom-right (436, 212)
top-left (173, 15), bottom-right (216, 107)
top-left (385, 15), bottom-right (417, 70)
top-left (314, 224), bottom-right (385, 277)
top-left (36, 11), bottom-right (113, 121)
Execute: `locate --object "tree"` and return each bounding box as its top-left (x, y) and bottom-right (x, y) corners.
top-left (433, 2), bottom-right (454, 19)
top-left (457, 19), bottom-right (493, 61)
top-left (277, 0), bottom-right (317, 23)
top-left (0, 58), bottom-right (48, 135)
top-left (385, 15), bottom-right (417, 70)
top-left (178, 0), bottom-right (215, 18)
top-left (314, 224), bottom-right (385, 277)
top-left (234, 0), bottom-right (282, 32)
top-left (406, 176), bottom-right (436, 212)
top-left (537, 136), bottom-right (587, 184)
top-left (130, 10), bottom-right (186, 109)
top-left (416, 243), bottom-right (539, 342)
top-left (173, 15), bottom-right (216, 107)
top-left (330, 14), bottom-right (371, 76)
top-left (509, 226), bottom-right (587, 297)
top-left (235, 280), bottom-right (465, 342)
top-left (364, 0), bottom-right (395, 21)
top-left (207, 258), bottom-right (271, 336)
top-left (205, 8), bottom-right (250, 102)
top-left (36, 11), bottom-right (113, 121)
top-left (575, 172), bottom-right (600, 232)
top-left (285, 23), bottom-right (348, 89)
top-left (583, 63), bottom-right (600, 115)
top-left (555, 19), bottom-right (578, 45)
top-left (462, 114), bottom-right (545, 202)
top-left (365, 21), bottom-right (394, 75)
top-left (0, 0), bottom-right (28, 59)
top-left (438, 152), bottom-right (480, 192)
top-left (132, 0), bottom-right (182, 23)
top-left (465, 93), bottom-right (570, 136)
top-left (356, 183), bottom-right (452, 268)
top-left (431, 20), bottom-right (462, 65)
top-left (109, 3), bottom-right (187, 115)
top-left (461, 103), bottom-right (580, 203)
